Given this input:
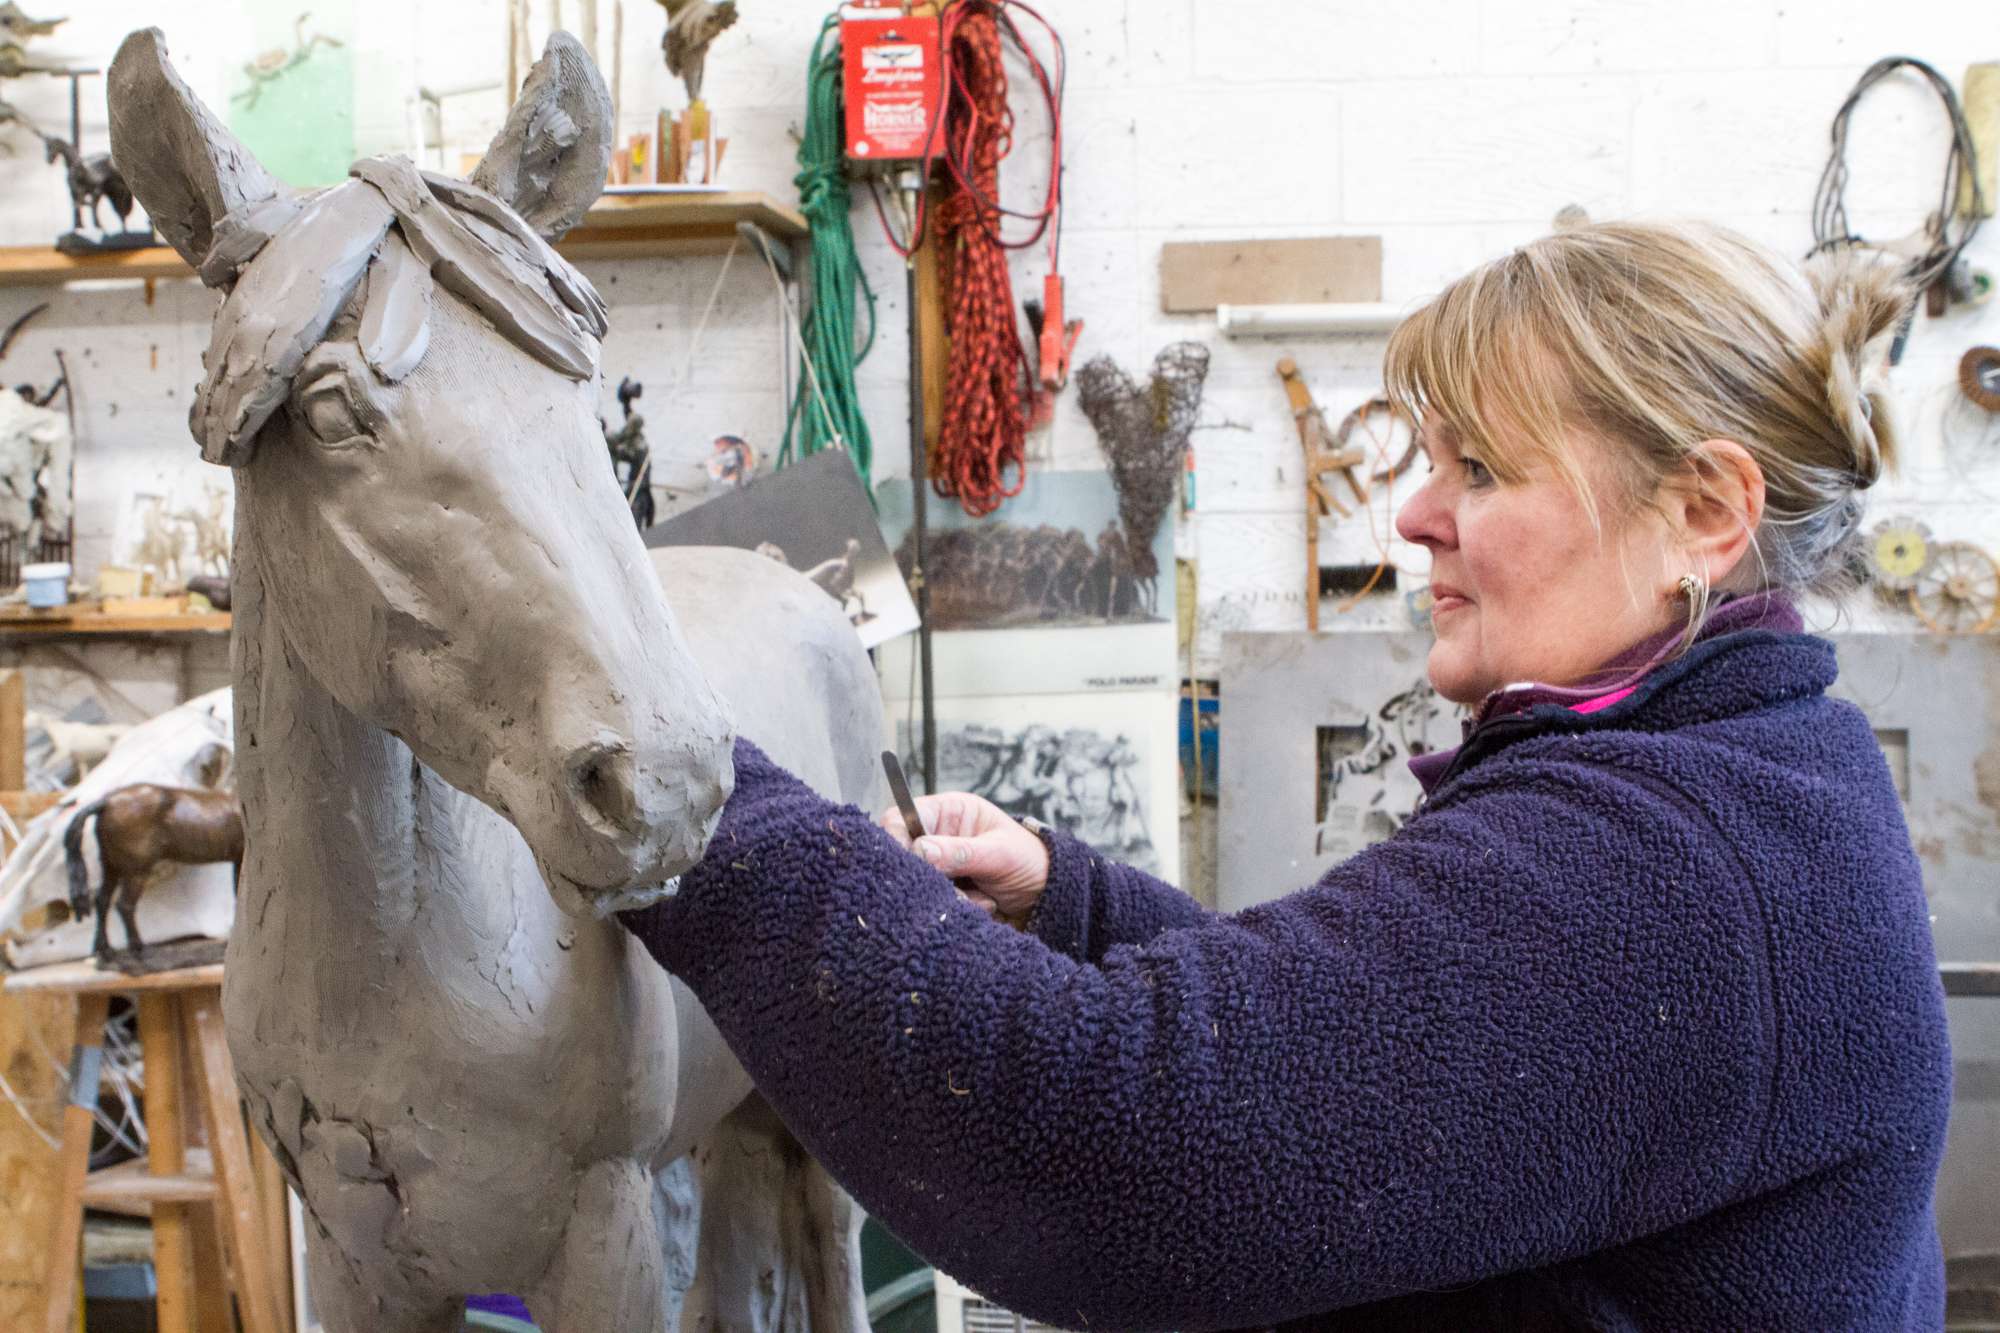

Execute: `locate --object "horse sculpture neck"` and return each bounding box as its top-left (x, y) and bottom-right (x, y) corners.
top-left (222, 489), bottom-right (875, 1330)
top-left (226, 501), bottom-right (572, 1023)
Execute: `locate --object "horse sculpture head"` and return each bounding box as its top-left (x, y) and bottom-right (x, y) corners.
top-left (106, 29), bottom-right (736, 917)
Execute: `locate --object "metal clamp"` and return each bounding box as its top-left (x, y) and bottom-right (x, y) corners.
top-left (65, 1042), bottom-right (103, 1113)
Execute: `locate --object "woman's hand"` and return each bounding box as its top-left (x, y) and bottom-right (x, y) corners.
top-left (876, 792), bottom-right (1050, 922)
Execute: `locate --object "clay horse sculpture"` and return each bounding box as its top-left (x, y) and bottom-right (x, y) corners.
top-left (63, 782), bottom-right (243, 964)
top-left (109, 28), bottom-right (884, 1333)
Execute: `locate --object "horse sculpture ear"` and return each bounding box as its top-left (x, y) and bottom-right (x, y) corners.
top-left (107, 29), bottom-right (283, 270)
top-left (470, 32), bottom-right (613, 242)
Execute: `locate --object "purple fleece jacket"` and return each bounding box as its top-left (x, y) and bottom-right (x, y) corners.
top-left (621, 627), bottom-right (1951, 1332)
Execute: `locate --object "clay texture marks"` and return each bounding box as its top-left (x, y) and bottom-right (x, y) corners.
top-left (468, 33), bottom-right (613, 241)
top-left (109, 28), bottom-right (735, 912)
top-left (107, 24), bottom-right (874, 1332)
top-left (106, 29), bottom-right (281, 265)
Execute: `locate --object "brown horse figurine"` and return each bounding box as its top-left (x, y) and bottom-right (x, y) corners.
top-left (64, 784), bottom-right (244, 963)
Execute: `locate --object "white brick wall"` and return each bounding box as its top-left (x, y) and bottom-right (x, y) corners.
top-left (0, 4), bottom-right (1988, 655)
top-left (6, 0), bottom-right (1992, 674)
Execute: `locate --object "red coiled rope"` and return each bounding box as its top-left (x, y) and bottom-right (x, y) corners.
top-left (933, 6), bottom-right (1030, 515)
top-left (864, 0), bottom-right (1064, 515)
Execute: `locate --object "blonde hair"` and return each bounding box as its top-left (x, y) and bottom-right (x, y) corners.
top-left (1383, 220), bottom-right (1914, 600)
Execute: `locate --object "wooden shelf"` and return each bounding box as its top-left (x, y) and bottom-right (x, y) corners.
top-left (566, 189), bottom-right (808, 258)
top-left (0, 188), bottom-right (808, 287)
top-left (0, 245), bottom-right (189, 285)
top-left (0, 605), bottom-right (230, 639)
top-left (82, 1152), bottom-right (218, 1215)
top-left (2, 959), bottom-right (225, 995)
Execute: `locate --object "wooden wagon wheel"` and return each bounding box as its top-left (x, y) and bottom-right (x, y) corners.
top-left (1330, 396), bottom-right (1418, 484)
top-left (1908, 541), bottom-right (2000, 634)
top-left (1961, 345), bottom-right (2000, 413)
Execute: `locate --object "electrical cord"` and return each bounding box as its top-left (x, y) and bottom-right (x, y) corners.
top-left (95, 1006), bottom-right (148, 1163)
top-left (782, 12), bottom-right (878, 483)
top-left (866, 0), bottom-right (1067, 265)
top-left (1809, 56), bottom-right (1984, 293)
top-left (627, 237), bottom-right (743, 509)
top-left (0, 1064), bottom-right (58, 1150)
top-left (746, 222), bottom-right (846, 456)
top-left (20, 1001), bottom-right (148, 1164)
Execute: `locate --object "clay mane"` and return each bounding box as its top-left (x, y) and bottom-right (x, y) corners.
top-left (190, 156), bottom-right (606, 468)
top-left (109, 27), bottom-right (883, 1332)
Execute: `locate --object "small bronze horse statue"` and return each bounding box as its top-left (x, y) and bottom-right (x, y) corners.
top-left (64, 783), bottom-right (244, 963)
top-left (41, 134), bottom-right (137, 234)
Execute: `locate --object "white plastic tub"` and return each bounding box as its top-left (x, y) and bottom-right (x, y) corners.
top-left (22, 561), bottom-right (71, 608)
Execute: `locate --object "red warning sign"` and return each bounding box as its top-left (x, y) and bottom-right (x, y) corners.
top-left (841, 5), bottom-right (942, 162)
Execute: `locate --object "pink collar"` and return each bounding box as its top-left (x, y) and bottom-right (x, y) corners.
top-left (1409, 592), bottom-right (1803, 793)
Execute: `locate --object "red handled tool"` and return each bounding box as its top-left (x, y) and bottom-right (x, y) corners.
top-left (1036, 273), bottom-right (1082, 391)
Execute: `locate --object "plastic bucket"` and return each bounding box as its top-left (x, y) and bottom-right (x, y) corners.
top-left (22, 562), bottom-right (70, 608)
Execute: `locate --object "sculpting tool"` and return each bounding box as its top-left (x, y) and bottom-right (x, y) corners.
top-left (882, 750), bottom-right (927, 842)
top-left (882, 750), bottom-right (985, 899)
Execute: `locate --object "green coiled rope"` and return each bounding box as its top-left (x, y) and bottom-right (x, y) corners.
top-left (779, 12), bottom-right (877, 488)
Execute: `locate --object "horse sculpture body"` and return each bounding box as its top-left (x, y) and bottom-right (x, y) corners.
top-left (109, 28), bottom-right (881, 1331)
top-left (63, 782), bottom-right (243, 962)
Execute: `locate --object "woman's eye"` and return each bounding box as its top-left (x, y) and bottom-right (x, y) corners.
top-left (302, 390), bottom-right (367, 446)
top-left (1462, 457), bottom-right (1494, 487)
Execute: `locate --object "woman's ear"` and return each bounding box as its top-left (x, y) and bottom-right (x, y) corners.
top-left (1664, 439), bottom-right (1767, 587)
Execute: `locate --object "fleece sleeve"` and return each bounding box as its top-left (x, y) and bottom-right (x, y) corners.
top-left (1028, 823), bottom-right (1215, 962)
top-left (620, 740), bottom-right (1773, 1333)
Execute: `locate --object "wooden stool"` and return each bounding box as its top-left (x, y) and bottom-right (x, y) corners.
top-left (4, 959), bottom-right (291, 1333)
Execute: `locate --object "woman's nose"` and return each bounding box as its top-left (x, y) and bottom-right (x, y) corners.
top-left (1396, 473), bottom-right (1454, 550)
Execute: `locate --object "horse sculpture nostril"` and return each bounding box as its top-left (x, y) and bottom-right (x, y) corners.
top-left (567, 743), bottom-right (640, 837)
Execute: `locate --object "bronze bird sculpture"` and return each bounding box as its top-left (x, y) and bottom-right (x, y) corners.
top-left (656, 0), bottom-right (736, 102)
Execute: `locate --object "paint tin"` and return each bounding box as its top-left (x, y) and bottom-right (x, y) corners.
top-left (22, 561), bottom-right (70, 608)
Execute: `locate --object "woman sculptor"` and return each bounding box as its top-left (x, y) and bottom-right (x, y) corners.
top-left (621, 221), bottom-right (1952, 1332)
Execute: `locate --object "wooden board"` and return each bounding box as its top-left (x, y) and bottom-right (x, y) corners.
top-left (137, 994), bottom-right (195, 1333)
top-left (0, 604), bottom-right (231, 639)
top-left (100, 595), bottom-right (193, 619)
top-left (915, 191), bottom-right (951, 463)
top-left (0, 190), bottom-right (808, 288)
top-left (191, 996), bottom-right (287, 1333)
top-left (1, 793), bottom-right (62, 826)
top-left (0, 985), bottom-right (73, 1328)
top-left (580, 190), bottom-right (807, 238)
top-left (1159, 236), bottom-right (1383, 313)
top-left (37, 992), bottom-right (108, 1333)
top-left (0, 764), bottom-right (68, 1327)
top-left (0, 672), bottom-right (23, 791)
top-left (3, 961), bottom-right (226, 995)
top-left (1961, 63), bottom-right (1998, 220)
top-left (0, 244), bottom-right (190, 286)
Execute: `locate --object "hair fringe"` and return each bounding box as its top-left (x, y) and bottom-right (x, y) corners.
top-left (1384, 219), bottom-right (1913, 606)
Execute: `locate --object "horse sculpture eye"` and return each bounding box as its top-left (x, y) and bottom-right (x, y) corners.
top-left (301, 387), bottom-right (369, 448)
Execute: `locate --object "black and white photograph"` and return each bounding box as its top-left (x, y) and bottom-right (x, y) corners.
top-left (896, 691), bottom-right (1179, 884)
top-left (644, 446), bottom-right (919, 649)
top-left (1312, 674), bottom-right (1466, 862)
top-left (875, 470), bottom-right (1176, 631)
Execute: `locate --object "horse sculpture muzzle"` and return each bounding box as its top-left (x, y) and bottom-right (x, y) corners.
top-left (486, 666), bottom-right (736, 920)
